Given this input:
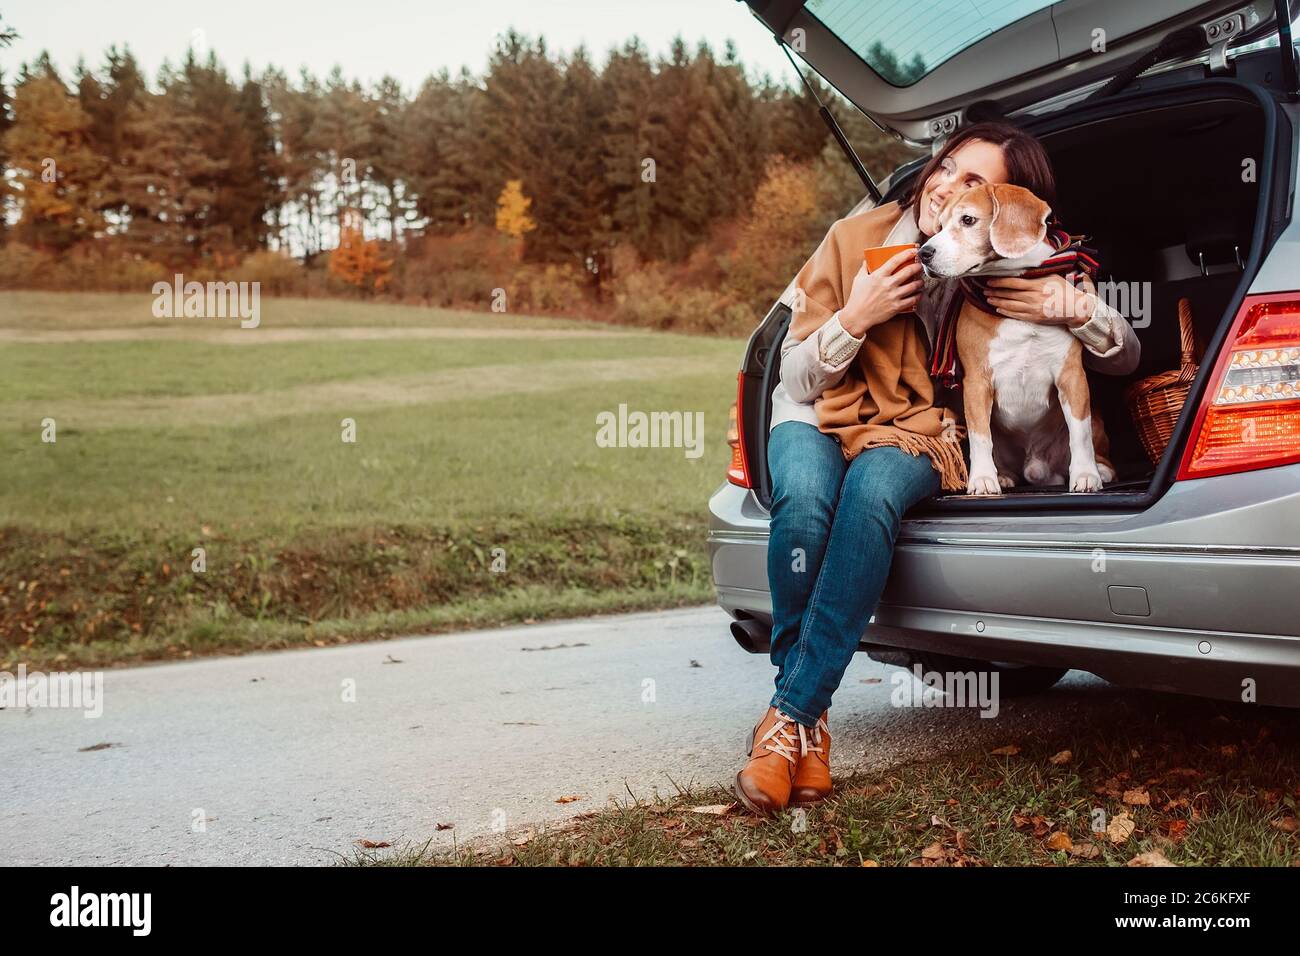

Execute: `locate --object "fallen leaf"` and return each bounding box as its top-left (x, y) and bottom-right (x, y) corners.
top-left (1162, 820), bottom-right (1190, 842)
top-left (991, 744), bottom-right (1021, 756)
top-left (435, 822), bottom-right (454, 831)
top-left (1045, 832), bottom-right (1074, 852)
top-left (861, 859), bottom-right (880, 867)
top-left (554, 795), bottom-right (583, 804)
top-left (690, 803), bottom-right (734, 816)
top-left (860, 678), bottom-right (882, 684)
top-left (1070, 841), bottom-right (1102, 859)
top-left (1106, 812), bottom-right (1136, 844)
top-left (355, 839), bottom-right (391, 849)
top-left (1271, 816), bottom-right (1298, 833)
top-left (511, 829), bottom-right (535, 847)
top-left (1127, 849), bottom-right (1176, 867)
top-left (1049, 750), bottom-right (1073, 766)
top-left (1123, 788), bottom-right (1151, 806)
top-left (920, 842), bottom-right (945, 860)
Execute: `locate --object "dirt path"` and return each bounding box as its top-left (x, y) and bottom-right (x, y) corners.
top-left (0, 355), bottom-right (725, 429)
top-left (0, 325), bottom-right (641, 345)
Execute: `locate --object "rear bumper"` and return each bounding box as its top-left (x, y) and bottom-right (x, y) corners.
top-left (708, 464), bottom-right (1300, 705)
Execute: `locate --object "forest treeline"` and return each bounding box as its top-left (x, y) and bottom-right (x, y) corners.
top-left (0, 28), bottom-right (919, 333)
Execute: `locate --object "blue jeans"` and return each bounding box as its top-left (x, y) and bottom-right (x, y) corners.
top-left (766, 421), bottom-right (940, 726)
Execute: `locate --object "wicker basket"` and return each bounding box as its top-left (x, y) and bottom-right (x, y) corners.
top-left (1125, 298), bottom-right (1201, 466)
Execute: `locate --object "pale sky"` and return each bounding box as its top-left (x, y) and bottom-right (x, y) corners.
top-left (0, 0), bottom-right (800, 90)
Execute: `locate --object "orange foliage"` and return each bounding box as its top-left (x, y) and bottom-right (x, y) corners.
top-left (328, 209), bottom-right (393, 293)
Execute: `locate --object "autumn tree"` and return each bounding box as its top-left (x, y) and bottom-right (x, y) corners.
top-left (329, 207), bottom-right (392, 293)
top-left (3, 59), bottom-right (105, 250)
top-left (495, 179), bottom-right (536, 239)
top-left (724, 156), bottom-right (823, 314)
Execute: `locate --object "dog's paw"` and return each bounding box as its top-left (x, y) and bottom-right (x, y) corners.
top-left (1097, 461), bottom-right (1116, 483)
top-left (998, 473), bottom-right (1016, 489)
top-left (967, 473), bottom-right (1003, 496)
top-left (1070, 469), bottom-right (1104, 492)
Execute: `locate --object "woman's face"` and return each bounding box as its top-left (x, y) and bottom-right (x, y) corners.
top-left (915, 139), bottom-right (1009, 237)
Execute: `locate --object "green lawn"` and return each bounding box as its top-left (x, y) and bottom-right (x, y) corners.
top-left (0, 291), bottom-right (742, 667)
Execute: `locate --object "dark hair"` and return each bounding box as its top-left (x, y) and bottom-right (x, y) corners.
top-left (903, 121), bottom-right (1057, 212)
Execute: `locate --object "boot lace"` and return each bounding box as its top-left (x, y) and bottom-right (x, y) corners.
top-left (802, 714), bottom-right (829, 760)
top-left (760, 712), bottom-right (809, 764)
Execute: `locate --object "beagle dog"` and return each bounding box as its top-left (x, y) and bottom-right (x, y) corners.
top-left (918, 183), bottom-right (1115, 495)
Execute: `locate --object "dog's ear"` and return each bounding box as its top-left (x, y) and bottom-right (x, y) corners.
top-left (988, 184), bottom-right (1050, 259)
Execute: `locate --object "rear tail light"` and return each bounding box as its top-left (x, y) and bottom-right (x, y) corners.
top-left (726, 372), bottom-right (752, 488)
top-left (1177, 293), bottom-right (1300, 480)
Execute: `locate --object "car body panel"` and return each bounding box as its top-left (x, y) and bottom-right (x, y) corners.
top-left (709, 464), bottom-right (1300, 703)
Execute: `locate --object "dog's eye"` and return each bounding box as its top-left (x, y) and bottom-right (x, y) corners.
top-left (959, 214), bottom-right (977, 227)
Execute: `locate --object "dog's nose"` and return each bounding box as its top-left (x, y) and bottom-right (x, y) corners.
top-left (918, 244), bottom-right (935, 264)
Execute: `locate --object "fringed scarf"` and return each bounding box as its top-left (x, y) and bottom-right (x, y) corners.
top-left (788, 202), bottom-right (969, 491)
top-left (927, 226), bottom-right (1100, 390)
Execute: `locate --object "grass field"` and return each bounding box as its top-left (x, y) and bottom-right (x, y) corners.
top-left (0, 291), bottom-right (742, 668)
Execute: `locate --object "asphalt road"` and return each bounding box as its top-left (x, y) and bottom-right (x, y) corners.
top-left (3, 605), bottom-right (1166, 865)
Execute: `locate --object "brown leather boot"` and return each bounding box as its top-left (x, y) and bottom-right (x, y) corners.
top-left (790, 711), bottom-right (832, 806)
top-left (734, 707), bottom-right (804, 815)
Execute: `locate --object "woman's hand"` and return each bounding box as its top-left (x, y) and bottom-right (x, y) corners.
top-left (985, 275), bottom-right (1096, 328)
top-left (839, 249), bottom-right (924, 338)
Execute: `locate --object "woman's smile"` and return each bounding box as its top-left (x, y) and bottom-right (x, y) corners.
top-left (916, 139), bottom-right (1008, 237)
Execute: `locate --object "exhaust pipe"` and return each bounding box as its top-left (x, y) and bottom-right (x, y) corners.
top-left (730, 618), bottom-right (772, 654)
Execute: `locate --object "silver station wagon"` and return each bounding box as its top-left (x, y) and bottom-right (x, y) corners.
top-left (709, 0), bottom-right (1300, 705)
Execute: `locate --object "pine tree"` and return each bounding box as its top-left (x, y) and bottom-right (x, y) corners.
top-left (599, 39), bottom-right (662, 261)
top-left (228, 65), bottom-right (279, 252)
top-left (264, 67), bottom-right (327, 261)
top-left (479, 31), bottom-right (565, 260)
top-left (315, 68), bottom-right (371, 239)
top-left (75, 46), bottom-right (145, 234)
top-left (119, 66), bottom-right (223, 264)
top-left (530, 46), bottom-right (607, 272)
top-left (403, 69), bottom-right (491, 232)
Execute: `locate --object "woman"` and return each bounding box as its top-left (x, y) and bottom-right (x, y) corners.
top-left (735, 122), bottom-right (1141, 815)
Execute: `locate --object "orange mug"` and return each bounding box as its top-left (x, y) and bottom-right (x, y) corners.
top-left (863, 243), bottom-right (918, 273)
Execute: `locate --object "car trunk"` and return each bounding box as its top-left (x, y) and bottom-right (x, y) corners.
top-left (738, 67), bottom-right (1292, 513)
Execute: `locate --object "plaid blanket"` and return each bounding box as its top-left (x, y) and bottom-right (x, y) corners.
top-left (927, 226), bottom-right (1100, 391)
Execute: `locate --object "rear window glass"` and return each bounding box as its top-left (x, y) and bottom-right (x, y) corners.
top-left (806, 0), bottom-right (1060, 87)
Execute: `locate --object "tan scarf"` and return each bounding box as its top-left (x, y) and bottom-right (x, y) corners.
top-left (789, 201), bottom-right (968, 491)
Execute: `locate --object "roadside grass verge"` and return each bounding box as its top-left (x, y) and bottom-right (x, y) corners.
top-left (390, 702), bottom-right (1300, 867)
top-left (0, 292), bottom-right (738, 668)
